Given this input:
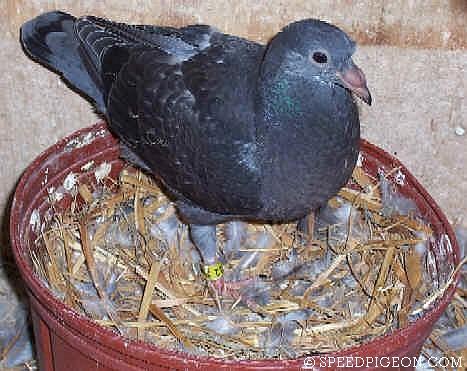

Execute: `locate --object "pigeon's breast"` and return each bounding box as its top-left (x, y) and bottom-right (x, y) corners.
top-left (256, 85), bottom-right (360, 222)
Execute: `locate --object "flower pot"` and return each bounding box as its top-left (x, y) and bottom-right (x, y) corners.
top-left (10, 122), bottom-right (460, 370)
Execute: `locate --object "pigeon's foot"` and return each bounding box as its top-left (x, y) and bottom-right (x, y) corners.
top-left (209, 276), bottom-right (253, 298)
top-left (207, 277), bottom-right (257, 311)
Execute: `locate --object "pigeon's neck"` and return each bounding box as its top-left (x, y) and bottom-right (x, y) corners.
top-left (258, 75), bottom-right (309, 125)
top-left (257, 65), bottom-right (353, 137)
top-left (257, 47), bottom-right (343, 131)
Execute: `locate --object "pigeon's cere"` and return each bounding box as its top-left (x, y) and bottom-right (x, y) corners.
top-left (21, 12), bottom-right (371, 287)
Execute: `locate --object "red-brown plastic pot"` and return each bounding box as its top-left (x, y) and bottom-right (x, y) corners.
top-left (10, 122), bottom-right (460, 370)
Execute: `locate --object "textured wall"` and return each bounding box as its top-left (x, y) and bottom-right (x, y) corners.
top-left (1, 0), bottom-right (466, 247)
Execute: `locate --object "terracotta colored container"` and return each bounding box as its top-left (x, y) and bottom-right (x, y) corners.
top-left (10, 122), bottom-right (460, 370)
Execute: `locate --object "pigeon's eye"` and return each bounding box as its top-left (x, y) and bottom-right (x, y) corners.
top-left (311, 51), bottom-right (328, 64)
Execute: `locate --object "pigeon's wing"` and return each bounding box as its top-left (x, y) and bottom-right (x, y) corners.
top-left (73, 16), bottom-right (216, 99)
top-left (107, 36), bottom-right (266, 217)
top-left (22, 13), bottom-right (264, 218)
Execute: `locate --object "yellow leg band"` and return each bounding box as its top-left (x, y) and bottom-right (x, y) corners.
top-left (203, 262), bottom-right (224, 280)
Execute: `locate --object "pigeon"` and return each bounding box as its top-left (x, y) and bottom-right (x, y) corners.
top-left (20, 11), bottom-right (371, 290)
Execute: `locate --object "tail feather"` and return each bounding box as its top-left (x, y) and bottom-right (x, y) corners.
top-left (20, 11), bottom-right (106, 113)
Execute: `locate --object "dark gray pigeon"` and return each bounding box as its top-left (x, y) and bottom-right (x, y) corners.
top-left (20, 11), bottom-right (371, 287)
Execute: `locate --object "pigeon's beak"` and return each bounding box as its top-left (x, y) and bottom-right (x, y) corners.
top-left (337, 61), bottom-right (372, 105)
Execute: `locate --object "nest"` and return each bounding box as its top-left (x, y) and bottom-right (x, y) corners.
top-left (29, 159), bottom-right (463, 360)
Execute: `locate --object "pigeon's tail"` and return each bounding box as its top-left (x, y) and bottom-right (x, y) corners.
top-left (20, 11), bottom-right (106, 113)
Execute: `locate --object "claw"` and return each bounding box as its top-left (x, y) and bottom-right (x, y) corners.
top-left (206, 276), bottom-right (258, 311)
top-left (209, 277), bottom-right (253, 298)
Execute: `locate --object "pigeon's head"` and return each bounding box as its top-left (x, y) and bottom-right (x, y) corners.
top-left (265, 19), bottom-right (371, 105)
